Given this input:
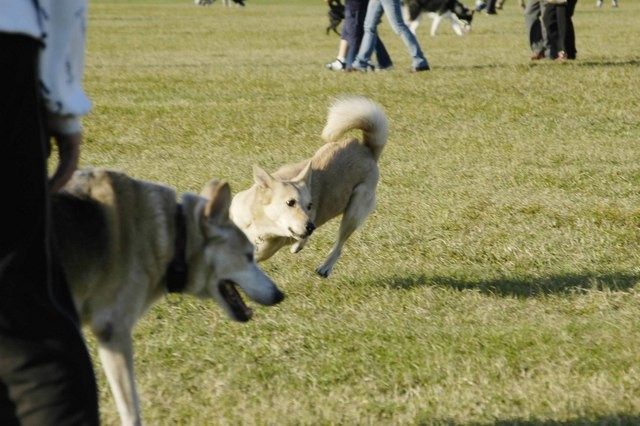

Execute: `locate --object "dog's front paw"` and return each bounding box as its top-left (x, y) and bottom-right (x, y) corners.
top-left (315, 265), bottom-right (331, 278)
top-left (290, 239), bottom-right (308, 254)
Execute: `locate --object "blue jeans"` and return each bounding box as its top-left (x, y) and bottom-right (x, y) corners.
top-left (353, 0), bottom-right (429, 70)
top-left (343, 0), bottom-right (392, 69)
top-left (346, 37), bottom-right (392, 69)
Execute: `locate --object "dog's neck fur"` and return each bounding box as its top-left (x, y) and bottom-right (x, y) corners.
top-left (253, 193), bottom-right (291, 239)
top-left (233, 187), bottom-right (283, 241)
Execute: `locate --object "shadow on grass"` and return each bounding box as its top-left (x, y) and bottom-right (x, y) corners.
top-left (487, 414), bottom-right (639, 426)
top-left (428, 413), bottom-right (640, 425)
top-left (439, 58), bottom-right (640, 71)
top-left (386, 271), bottom-right (639, 297)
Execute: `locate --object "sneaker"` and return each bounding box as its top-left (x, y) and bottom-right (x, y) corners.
top-left (325, 58), bottom-right (345, 71)
top-left (556, 51), bottom-right (567, 61)
top-left (596, 0), bottom-right (603, 7)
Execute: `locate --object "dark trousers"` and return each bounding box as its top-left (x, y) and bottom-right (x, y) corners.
top-left (543, 0), bottom-right (577, 58)
top-left (0, 34), bottom-right (99, 426)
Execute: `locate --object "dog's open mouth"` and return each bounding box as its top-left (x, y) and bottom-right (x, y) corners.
top-left (219, 280), bottom-right (253, 322)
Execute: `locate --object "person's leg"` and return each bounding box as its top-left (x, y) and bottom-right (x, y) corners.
top-left (326, 0), bottom-right (356, 70)
top-left (485, 0), bottom-right (498, 13)
top-left (374, 36), bottom-right (393, 69)
top-left (353, 0), bottom-right (384, 69)
top-left (380, 0), bottom-right (429, 70)
top-left (539, 1), bottom-right (551, 57)
top-left (1, 334), bottom-right (100, 426)
top-left (344, 0), bottom-right (365, 68)
top-left (564, 0), bottom-right (577, 59)
top-left (351, 0), bottom-right (393, 69)
top-left (555, 4), bottom-right (567, 57)
top-left (0, 33), bottom-right (99, 426)
top-left (525, 0), bottom-right (544, 56)
top-left (542, 3), bottom-right (559, 58)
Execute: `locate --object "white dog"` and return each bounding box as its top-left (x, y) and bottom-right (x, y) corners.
top-left (53, 168), bottom-right (284, 425)
top-left (227, 96), bottom-right (388, 277)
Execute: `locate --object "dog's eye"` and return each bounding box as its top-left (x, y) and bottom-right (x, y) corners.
top-left (286, 199), bottom-right (296, 207)
top-left (307, 203), bottom-right (313, 210)
top-left (246, 253), bottom-right (254, 263)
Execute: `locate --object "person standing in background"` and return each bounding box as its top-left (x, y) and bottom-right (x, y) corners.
top-left (542, 0), bottom-right (577, 60)
top-left (525, 0), bottom-right (552, 60)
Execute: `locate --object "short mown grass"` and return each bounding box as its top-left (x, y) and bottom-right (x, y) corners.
top-left (77, 0), bottom-right (640, 424)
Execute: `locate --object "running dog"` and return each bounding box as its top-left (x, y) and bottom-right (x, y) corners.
top-left (226, 96), bottom-right (388, 278)
top-left (403, 0), bottom-right (474, 36)
top-left (195, 0), bottom-right (245, 7)
top-left (53, 168), bottom-right (284, 426)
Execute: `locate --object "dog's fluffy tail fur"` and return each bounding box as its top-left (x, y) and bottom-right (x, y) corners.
top-left (321, 96), bottom-right (388, 162)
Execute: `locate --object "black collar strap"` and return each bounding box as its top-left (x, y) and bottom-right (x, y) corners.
top-left (167, 203), bottom-right (188, 293)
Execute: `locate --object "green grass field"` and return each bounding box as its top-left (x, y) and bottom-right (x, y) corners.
top-left (78, 0), bottom-right (640, 424)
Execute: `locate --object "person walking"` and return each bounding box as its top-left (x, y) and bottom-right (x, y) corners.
top-left (351, 0), bottom-right (430, 72)
top-left (0, 1), bottom-right (100, 424)
top-left (325, 0), bottom-right (393, 71)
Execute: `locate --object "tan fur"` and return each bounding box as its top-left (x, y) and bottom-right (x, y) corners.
top-left (227, 96), bottom-right (388, 277)
top-left (54, 168), bottom-right (284, 426)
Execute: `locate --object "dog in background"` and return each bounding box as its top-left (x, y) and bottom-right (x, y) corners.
top-left (226, 96), bottom-right (388, 278)
top-left (326, 0), bottom-right (345, 35)
top-left (53, 168), bottom-right (284, 425)
top-left (195, 0), bottom-right (246, 7)
top-left (402, 0), bottom-right (474, 36)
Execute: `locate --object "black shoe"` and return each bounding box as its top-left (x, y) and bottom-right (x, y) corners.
top-left (530, 50), bottom-right (545, 61)
top-left (410, 64), bottom-right (430, 73)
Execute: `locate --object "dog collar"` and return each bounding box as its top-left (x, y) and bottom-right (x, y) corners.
top-left (167, 203), bottom-right (188, 293)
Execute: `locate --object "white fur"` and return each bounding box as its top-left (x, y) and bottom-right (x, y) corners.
top-left (227, 96), bottom-right (388, 277)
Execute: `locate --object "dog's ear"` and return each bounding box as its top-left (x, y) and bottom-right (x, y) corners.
top-left (200, 179), bottom-right (220, 200)
top-left (204, 181), bottom-right (231, 223)
top-left (293, 161), bottom-right (313, 188)
top-left (253, 165), bottom-right (274, 189)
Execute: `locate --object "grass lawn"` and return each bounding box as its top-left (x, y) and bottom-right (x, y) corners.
top-left (77, 0), bottom-right (640, 424)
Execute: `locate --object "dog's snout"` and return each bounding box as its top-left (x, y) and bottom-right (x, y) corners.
top-left (306, 222), bottom-right (316, 236)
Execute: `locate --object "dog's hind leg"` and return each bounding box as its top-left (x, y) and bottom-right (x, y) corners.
top-left (95, 321), bottom-right (141, 426)
top-left (316, 184), bottom-right (375, 277)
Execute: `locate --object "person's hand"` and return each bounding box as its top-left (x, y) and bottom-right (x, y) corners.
top-left (49, 132), bottom-right (81, 193)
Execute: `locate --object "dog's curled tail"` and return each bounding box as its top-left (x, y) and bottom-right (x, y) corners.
top-left (321, 96), bottom-right (388, 162)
